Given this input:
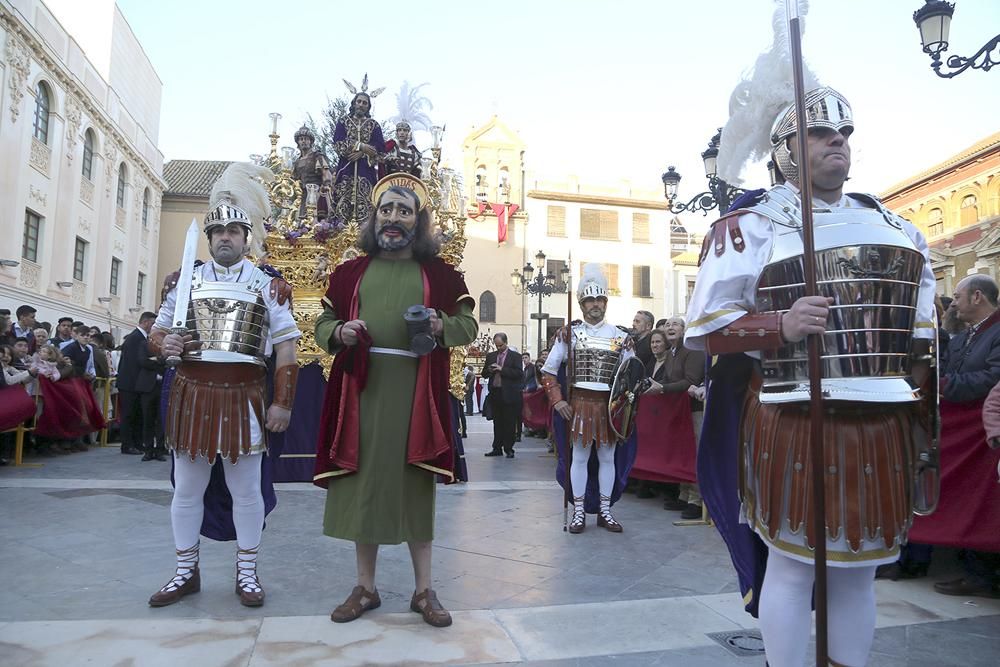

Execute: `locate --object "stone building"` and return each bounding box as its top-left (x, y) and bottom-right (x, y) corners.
top-left (881, 132), bottom-right (1000, 295)
top-left (0, 0), bottom-right (164, 339)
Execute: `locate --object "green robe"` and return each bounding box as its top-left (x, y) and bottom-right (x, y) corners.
top-left (315, 257), bottom-right (477, 544)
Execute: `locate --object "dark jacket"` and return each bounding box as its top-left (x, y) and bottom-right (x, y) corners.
top-left (522, 362), bottom-right (538, 391)
top-left (482, 347), bottom-right (523, 403)
top-left (943, 309), bottom-right (1000, 403)
top-left (645, 344), bottom-right (706, 411)
top-left (115, 328), bottom-right (161, 393)
top-left (60, 341), bottom-right (91, 378)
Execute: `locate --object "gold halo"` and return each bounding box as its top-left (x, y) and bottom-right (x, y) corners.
top-left (371, 173), bottom-right (430, 211)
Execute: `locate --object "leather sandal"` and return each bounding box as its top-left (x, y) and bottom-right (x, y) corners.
top-left (149, 543), bottom-right (200, 607)
top-left (330, 585), bottom-right (381, 623)
top-left (568, 509), bottom-right (586, 534)
top-left (235, 545), bottom-right (265, 607)
top-left (597, 511), bottom-right (624, 533)
top-left (410, 588), bottom-right (452, 627)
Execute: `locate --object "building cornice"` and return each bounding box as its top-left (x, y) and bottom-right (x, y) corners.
top-left (527, 190), bottom-right (668, 211)
top-left (1, 5), bottom-right (166, 191)
top-left (880, 132), bottom-right (1000, 200)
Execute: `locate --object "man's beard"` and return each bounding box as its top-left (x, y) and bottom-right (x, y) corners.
top-left (377, 224), bottom-right (416, 251)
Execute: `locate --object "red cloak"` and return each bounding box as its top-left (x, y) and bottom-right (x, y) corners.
top-left (313, 256), bottom-right (474, 488)
top-left (35, 377), bottom-right (107, 439)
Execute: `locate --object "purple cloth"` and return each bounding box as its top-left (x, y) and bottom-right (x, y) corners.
top-left (698, 354), bottom-right (768, 618)
top-left (448, 396), bottom-right (469, 483)
top-left (267, 363), bottom-right (325, 482)
top-left (551, 362), bottom-right (636, 513)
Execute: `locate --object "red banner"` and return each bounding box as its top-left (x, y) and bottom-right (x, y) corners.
top-left (631, 392), bottom-right (697, 483)
top-left (0, 385), bottom-right (36, 431)
top-left (909, 398), bottom-right (1000, 551)
top-left (521, 388), bottom-right (549, 431)
top-left (35, 377), bottom-right (107, 439)
top-left (489, 203), bottom-right (519, 245)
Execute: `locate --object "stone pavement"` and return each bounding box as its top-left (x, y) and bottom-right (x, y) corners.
top-left (1, 414), bottom-right (998, 666)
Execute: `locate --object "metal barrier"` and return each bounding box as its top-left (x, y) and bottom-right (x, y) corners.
top-left (94, 377), bottom-right (117, 447)
top-left (1, 394), bottom-right (43, 467)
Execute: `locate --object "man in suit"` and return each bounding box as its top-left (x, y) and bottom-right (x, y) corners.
top-left (116, 312), bottom-right (163, 459)
top-left (481, 332), bottom-right (522, 458)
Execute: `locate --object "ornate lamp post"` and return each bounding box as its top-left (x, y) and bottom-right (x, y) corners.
top-left (661, 129), bottom-right (746, 215)
top-left (913, 1), bottom-right (999, 78)
top-left (512, 250), bottom-right (570, 355)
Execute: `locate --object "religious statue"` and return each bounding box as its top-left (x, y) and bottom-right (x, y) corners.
top-left (333, 75), bottom-right (385, 225)
top-left (381, 81), bottom-right (433, 180)
top-left (381, 121), bottom-right (423, 178)
top-left (292, 125), bottom-right (333, 220)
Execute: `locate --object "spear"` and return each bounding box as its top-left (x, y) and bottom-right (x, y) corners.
top-left (563, 251), bottom-right (574, 531)
top-left (785, 1), bottom-right (828, 663)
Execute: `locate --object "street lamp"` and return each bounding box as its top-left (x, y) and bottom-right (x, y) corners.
top-left (661, 129), bottom-right (746, 215)
top-left (512, 250), bottom-right (570, 355)
top-left (56, 281), bottom-right (73, 288)
top-left (913, 1), bottom-right (999, 78)
top-left (0, 259), bottom-right (19, 267)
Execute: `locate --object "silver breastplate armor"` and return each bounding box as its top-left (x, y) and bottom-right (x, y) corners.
top-left (753, 202), bottom-right (925, 404)
top-left (185, 268), bottom-right (271, 366)
top-left (572, 326), bottom-right (626, 391)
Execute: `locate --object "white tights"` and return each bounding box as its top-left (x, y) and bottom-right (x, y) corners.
top-left (171, 453), bottom-right (264, 552)
top-left (569, 441), bottom-right (615, 500)
top-left (758, 550), bottom-right (877, 667)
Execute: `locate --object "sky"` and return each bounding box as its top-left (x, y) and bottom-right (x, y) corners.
top-left (114, 0), bottom-right (1000, 232)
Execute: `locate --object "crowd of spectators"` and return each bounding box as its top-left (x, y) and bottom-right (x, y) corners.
top-left (0, 303), bottom-right (165, 464)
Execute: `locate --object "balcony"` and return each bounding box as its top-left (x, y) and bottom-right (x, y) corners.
top-left (29, 138), bottom-right (51, 175)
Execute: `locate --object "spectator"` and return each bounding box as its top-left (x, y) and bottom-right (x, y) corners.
top-left (655, 318), bottom-right (667, 330)
top-left (632, 311), bottom-right (655, 367)
top-left (906, 274), bottom-right (1000, 598)
top-left (32, 327), bottom-right (48, 350)
top-left (0, 309), bottom-right (12, 346)
top-left (1, 343), bottom-right (32, 392)
top-left (463, 365), bottom-right (475, 416)
top-left (116, 312), bottom-right (162, 458)
top-left (60, 325), bottom-right (96, 380)
top-left (48, 317), bottom-right (74, 346)
top-left (30, 344), bottom-right (63, 381)
top-left (12, 305), bottom-right (38, 353)
top-left (652, 318), bottom-right (706, 520)
top-left (11, 337), bottom-right (31, 371)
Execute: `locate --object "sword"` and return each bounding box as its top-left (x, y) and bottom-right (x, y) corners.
top-left (165, 219), bottom-right (199, 368)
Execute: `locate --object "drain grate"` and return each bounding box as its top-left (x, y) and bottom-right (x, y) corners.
top-left (706, 629), bottom-right (766, 658)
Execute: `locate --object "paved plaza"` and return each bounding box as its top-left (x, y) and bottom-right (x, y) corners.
top-left (1, 415), bottom-right (998, 666)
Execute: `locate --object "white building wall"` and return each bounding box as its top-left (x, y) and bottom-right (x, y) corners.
top-left (0, 0), bottom-right (164, 340)
top-left (522, 189), bottom-right (674, 354)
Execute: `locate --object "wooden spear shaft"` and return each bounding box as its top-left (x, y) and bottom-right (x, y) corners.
top-left (786, 3), bottom-right (829, 664)
top-left (563, 254), bottom-right (574, 531)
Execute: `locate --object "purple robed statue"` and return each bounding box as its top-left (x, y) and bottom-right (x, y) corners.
top-left (332, 89), bottom-right (385, 226)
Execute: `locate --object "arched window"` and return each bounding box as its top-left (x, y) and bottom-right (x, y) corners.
top-left (479, 290), bottom-right (496, 323)
top-left (116, 163), bottom-right (127, 209)
top-left (927, 207), bottom-right (944, 237)
top-left (961, 194), bottom-right (979, 226)
top-left (82, 129), bottom-right (95, 180)
top-left (498, 167), bottom-right (511, 202)
top-left (142, 188), bottom-right (150, 228)
top-left (33, 81), bottom-right (50, 144)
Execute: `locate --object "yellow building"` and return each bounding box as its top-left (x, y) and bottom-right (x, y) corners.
top-left (458, 117), bottom-right (692, 356)
top-left (881, 132), bottom-right (1000, 294)
top-left (157, 160), bottom-right (231, 293)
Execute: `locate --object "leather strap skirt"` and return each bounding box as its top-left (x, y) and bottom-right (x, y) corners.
top-left (165, 361), bottom-right (267, 463)
top-left (741, 377), bottom-right (919, 566)
top-left (568, 388), bottom-right (616, 448)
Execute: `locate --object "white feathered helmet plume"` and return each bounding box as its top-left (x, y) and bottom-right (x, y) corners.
top-left (577, 263), bottom-right (609, 303)
top-left (715, 0), bottom-right (821, 186)
top-left (388, 81), bottom-right (434, 136)
top-left (204, 162), bottom-right (275, 258)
